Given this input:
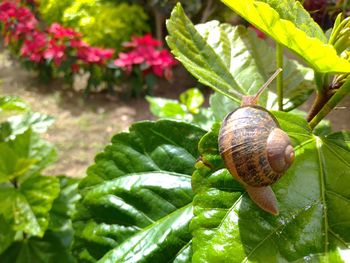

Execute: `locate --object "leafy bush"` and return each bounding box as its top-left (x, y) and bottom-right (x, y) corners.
top-left (70, 1), bottom-right (350, 261)
top-left (0, 96), bottom-right (80, 262)
top-left (0, 2), bottom-right (114, 88)
top-left (112, 34), bottom-right (177, 97)
top-left (38, 0), bottom-right (72, 24)
top-left (0, 1), bottom-right (175, 96)
top-left (147, 88), bottom-right (215, 130)
top-left (39, 0), bottom-right (150, 51)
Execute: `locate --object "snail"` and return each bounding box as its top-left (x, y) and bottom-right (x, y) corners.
top-left (218, 69), bottom-right (295, 215)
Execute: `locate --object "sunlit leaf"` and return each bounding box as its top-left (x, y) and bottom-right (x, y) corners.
top-left (222, 0), bottom-right (350, 73)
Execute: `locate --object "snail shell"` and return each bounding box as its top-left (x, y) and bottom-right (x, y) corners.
top-left (218, 105), bottom-right (295, 215)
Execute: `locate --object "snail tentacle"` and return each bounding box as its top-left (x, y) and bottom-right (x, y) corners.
top-left (246, 185), bottom-right (279, 215)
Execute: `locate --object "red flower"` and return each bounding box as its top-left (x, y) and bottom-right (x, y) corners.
top-left (123, 34), bottom-right (161, 48)
top-left (0, 2), bottom-right (38, 43)
top-left (48, 23), bottom-right (81, 40)
top-left (20, 31), bottom-right (47, 62)
top-left (114, 34), bottom-right (177, 78)
top-left (43, 40), bottom-right (66, 66)
top-left (249, 25), bottom-right (266, 39)
top-left (77, 45), bottom-right (114, 64)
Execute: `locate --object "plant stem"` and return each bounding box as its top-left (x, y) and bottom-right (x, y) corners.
top-left (200, 0), bottom-right (215, 23)
top-left (309, 77), bottom-right (350, 129)
top-left (276, 43), bottom-right (283, 111)
top-left (306, 91), bottom-right (329, 122)
top-left (153, 8), bottom-right (165, 40)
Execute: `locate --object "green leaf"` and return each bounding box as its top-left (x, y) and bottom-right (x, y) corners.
top-left (146, 96), bottom-right (187, 119)
top-left (72, 120), bottom-right (206, 262)
top-left (221, 0), bottom-right (350, 73)
top-left (166, 5), bottom-right (314, 106)
top-left (0, 216), bottom-right (15, 255)
top-left (166, 5), bottom-right (243, 103)
top-left (8, 112), bottom-right (54, 136)
top-left (0, 231), bottom-right (75, 263)
top-left (258, 0), bottom-right (326, 42)
top-left (0, 130), bottom-right (57, 182)
top-left (0, 175), bottom-right (60, 237)
top-left (191, 113), bottom-right (350, 261)
top-left (0, 96), bottom-right (30, 115)
top-left (179, 88), bottom-right (204, 114)
top-left (49, 176), bottom-right (80, 237)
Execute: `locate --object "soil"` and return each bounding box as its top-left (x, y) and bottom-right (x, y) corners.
top-left (1, 49), bottom-right (350, 177)
top-left (0, 49), bottom-right (196, 177)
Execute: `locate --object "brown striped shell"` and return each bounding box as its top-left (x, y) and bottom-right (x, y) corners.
top-left (218, 105), bottom-right (294, 187)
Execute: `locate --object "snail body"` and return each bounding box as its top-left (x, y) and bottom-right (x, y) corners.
top-left (218, 69), bottom-right (295, 215)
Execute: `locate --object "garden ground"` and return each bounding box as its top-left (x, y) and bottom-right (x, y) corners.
top-left (0, 49), bottom-right (195, 177)
top-left (1, 48), bottom-right (349, 177)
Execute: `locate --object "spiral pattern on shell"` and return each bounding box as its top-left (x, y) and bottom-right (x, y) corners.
top-left (218, 105), bottom-right (294, 187)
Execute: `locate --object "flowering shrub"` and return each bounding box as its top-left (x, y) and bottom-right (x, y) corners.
top-left (0, 1), bottom-right (176, 96)
top-left (114, 34), bottom-right (177, 80)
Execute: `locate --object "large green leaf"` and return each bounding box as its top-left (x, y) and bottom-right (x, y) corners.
top-left (258, 0), bottom-right (326, 41)
top-left (0, 175), bottom-right (60, 237)
top-left (72, 120), bottom-right (206, 262)
top-left (191, 113), bottom-right (350, 262)
top-left (0, 130), bottom-right (57, 182)
top-left (222, 0), bottom-right (350, 73)
top-left (0, 231), bottom-right (75, 263)
top-left (166, 4), bottom-right (314, 106)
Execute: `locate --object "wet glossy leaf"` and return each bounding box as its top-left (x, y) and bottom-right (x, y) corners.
top-left (0, 174), bottom-right (60, 237)
top-left (191, 113), bottom-right (350, 262)
top-left (0, 231), bottom-right (75, 263)
top-left (72, 120), bottom-right (206, 262)
top-left (166, 5), bottom-right (314, 106)
top-left (222, 0), bottom-right (350, 73)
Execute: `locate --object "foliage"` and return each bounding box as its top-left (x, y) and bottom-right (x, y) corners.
top-left (69, 1), bottom-right (350, 262)
top-left (38, 0), bottom-right (72, 24)
top-left (72, 120), bottom-right (206, 262)
top-left (0, 96), bottom-right (80, 262)
top-left (0, 1), bottom-right (114, 90)
top-left (62, 1), bottom-right (149, 51)
top-left (191, 115), bottom-right (350, 262)
top-left (147, 88), bottom-right (215, 130)
top-left (0, 1), bottom-right (176, 96)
